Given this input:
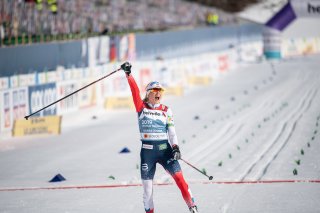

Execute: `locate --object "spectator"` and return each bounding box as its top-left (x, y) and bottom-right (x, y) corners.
top-left (0, 0), bottom-right (236, 46)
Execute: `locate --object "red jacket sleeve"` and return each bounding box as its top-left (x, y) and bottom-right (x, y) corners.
top-left (126, 75), bottom-right (144, 112)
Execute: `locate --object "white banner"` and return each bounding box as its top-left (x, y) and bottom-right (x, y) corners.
top-left (9, 76), bottom-right (19, 88)
top-left (0, 87), bottom-right (28, 133)
top-left (119, 35), bottom-right (129, 61)
top-left (88, 37), bottom-right (100, 67)
top-left (88, 36), bottom-right (111, 67)
top-left (78, 78), bottom-right (97, 109)
top-left (56, 80), bottom-right (79, 115)
top-left (0, 77), bottom-right (9, 90)
top-left (99, 36), bottom-right (110, 64)
top-left (291, 0), bottom-right (320, 17)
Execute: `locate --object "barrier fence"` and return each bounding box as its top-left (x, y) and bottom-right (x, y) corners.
top-left (0, 33), bottom-right (319, 139)
top-left (0, 49), bottom-right (238, 138)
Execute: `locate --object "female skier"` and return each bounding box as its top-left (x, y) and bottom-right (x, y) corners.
top-left (121, 62), bottom-right (198, 213)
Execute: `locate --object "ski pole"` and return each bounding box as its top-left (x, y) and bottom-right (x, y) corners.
top-left (24, 67), bottom-right (122, 120)
top-left (181, 158), bottom-right (213, 180)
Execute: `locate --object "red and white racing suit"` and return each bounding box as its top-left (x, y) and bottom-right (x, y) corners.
top-left (126, 74), bottom-right (196, 213)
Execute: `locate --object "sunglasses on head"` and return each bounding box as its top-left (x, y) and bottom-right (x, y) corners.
top-left (149, 88), bottom-right (164, 93)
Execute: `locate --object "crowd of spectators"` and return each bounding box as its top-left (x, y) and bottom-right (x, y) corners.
top-left (0, 0), bottom-right (237, 46)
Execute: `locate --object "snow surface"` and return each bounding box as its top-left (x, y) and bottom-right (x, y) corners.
top-left (1, 55), bottom-right (320, 213)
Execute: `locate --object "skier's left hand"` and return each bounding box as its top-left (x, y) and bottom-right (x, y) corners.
top-left (121, 62), bottom-right (132, 75)
top-left (172, 145), bottom-right (181, 160)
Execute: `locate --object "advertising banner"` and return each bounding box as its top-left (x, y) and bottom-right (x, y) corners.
top-left (112, 75), bottom-right (130, 96)
top-left (46, 71), bottom-right (58, 83)
top-left (28, 83), bottom-right (57, 117)
top-left (56, 80), bottom-right (78, 114)
top-left (88, 36), bottom-right (110, 67)
top-left (263, 27), bottom-right (282, 59)
top-left (153, 60), bottom-right (172, 87)
top-left (1, 90), bottom-right (11, 130)
top-left (10, 75), bottom-right (19, 88)
top-left (37, 72), bottom-right (48, 84)
top-left (127, 33), bottom-right (136, 61)
top-left (37, 70), bottom-right (58, 84)
top-left (99, 36), bottom-right (110, 64)
top-left (139, 66), bottom-right (153, 94)
top-left (99, 63), bottom-right (120, 98)
top-left (119, 35), bottom-right (129, 61)
top-left (239, 41), bottom-right (263, 62)
top-left (0, 87), bottom-right (28, 133)
top-left (0, 77), bottom-right (9, 90)
top-left (18, 73), bottom-right (36, 87)
top-left (218, 54), bottom-right (230, 72)
top-left (282, 37), bottom-right (320, 57)
top-left (282, 39), bottom-right (300, 57)
top-left (109, 36), bottom-right (117, 62)
top-left (157, 60), bottom-right (185, 96)
top-left (291, 0), bottom-right (320, 17)
top-left (12, 88), bottom-right (28, 122)
top-left (78, 79), bottom-right (97, 109)
top-left (88, 37), bottom-right (100, 67)
top-left (13, 115), bottom-right (62, 137)
top-left (119, 33), bottom-right (136, 61)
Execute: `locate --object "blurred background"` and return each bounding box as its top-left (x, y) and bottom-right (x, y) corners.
top-left (0, 0), bottom-right (319, 140)
top-left (0, 0), bottom-right (259, 45)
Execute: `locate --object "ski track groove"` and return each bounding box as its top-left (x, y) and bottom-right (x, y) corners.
top-left (184, 62), bottom-right (294, 179)
top-left (185, 123), bottom-right (235, 161)
top-left (230, 102), bottom-right (288, 176)
top-left (259, 119), bottom-right (299, 180)
top-left (194, 124), bottom-right (244, 166)
top-left (243, 88), bottom-right (313, 180)
top-left (184, 95), bottom-right (274, 172)
top-left (214, 72), bottom-right (299, 179)
top-left (234, 64), bottom-right (307, 178)
top-left (259, 88), bottom-right (318, 179)
top-left (233, 66), bottom-right (318, 180)
top-left (239, 122), bottom-right (287, 181)
top-left (240, 87), bottom-right (316, 181)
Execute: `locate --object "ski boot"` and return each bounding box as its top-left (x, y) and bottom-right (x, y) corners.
top-left (189, 205), bottom-right (198, 213)
top-left (146, 209), bottom-right (154, 213)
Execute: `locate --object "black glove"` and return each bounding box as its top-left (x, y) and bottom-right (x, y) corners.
top-left (121, 62), bottom-right (132, 75)
top-left (172, 145), bottom-right (181, 160)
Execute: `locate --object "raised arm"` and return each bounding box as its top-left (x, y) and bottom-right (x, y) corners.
top-left (121, 62), bottom-right (144, 112)
top-left (126, 75), bottom-right (144, 112)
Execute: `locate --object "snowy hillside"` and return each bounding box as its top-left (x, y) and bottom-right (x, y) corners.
top-left (0, 54), bottom-right (320, 213)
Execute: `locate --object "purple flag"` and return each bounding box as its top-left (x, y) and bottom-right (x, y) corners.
top-left (266, 2), bottom-right (297, 31)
